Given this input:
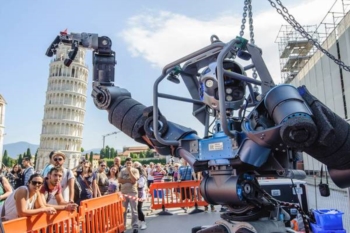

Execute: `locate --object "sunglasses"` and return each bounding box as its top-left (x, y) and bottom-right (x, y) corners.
top-left (101, 165), bottom-right (106, 167)
top-left (31, 181), bottom-right (43, 186)
top-left (54, 158), bottom-right (63, 162)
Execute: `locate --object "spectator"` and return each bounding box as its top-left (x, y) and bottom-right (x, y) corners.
top-left (0, 173), bottom-right (13, 206)
top-left (134, 162), bottom-right (147, 230)
top-left (151, 163), bottom-right (166, 200)
top-left (75, 161), bottom-right (97, 204)
top-left (7, 163), bottom-right (23, 190)
top-left (118, 159), bottom-right (139, 233)
top-left (107, 166), bottom-right (119, 194)
top-left (40, 167), bottom-right (78, 211)
top-left (178, 160), bottom-right (194, 213)
top-left (51, 151), bottom-right (75, 203)
top-left (72, 157), bottom-right (86, 175)
top-left (1, 174), bottom-right (56, 221)
top-left (95, 159), bottom-right (109, 196)
top-left (41, 151), bottom-right (56, 178)
top-left (22, 157), bottom-right (35, 186)
top-left (146, 162), bottom-right (154, 188)
top-left (151, 163), bottom-right (166, 183)
top-left (172, 163), bottom-right (180, 202)
top-left (114, 156), bottom-right (124, 172)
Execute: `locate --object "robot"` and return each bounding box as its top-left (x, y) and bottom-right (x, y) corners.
top-left (46, 31), bottom-right (350, 233)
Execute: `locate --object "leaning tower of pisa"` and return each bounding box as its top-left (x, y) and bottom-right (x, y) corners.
top-left (0, 94), bottom-right (6, 166)
top-left (36, 44), bottom-right (89, 170)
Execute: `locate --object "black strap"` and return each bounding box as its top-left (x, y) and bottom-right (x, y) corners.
top-left (320, 165), bottom-right (329, 185)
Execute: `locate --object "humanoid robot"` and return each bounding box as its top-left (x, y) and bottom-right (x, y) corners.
top-left (46, 31), bottom-right (350, 233)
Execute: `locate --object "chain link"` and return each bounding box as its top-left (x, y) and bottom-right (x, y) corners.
top-left (239, 0), bottom-right (249, 37)
top-left (268, 0), bottom-right (350, 72)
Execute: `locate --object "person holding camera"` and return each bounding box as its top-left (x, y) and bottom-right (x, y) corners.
top-left (118, 159), bottom-right (140, 233)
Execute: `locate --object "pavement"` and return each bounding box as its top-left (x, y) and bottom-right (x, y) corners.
top-left (124, 200), bottom-right (223, 233)
top-left (123, 175), bottom-right (349, 233)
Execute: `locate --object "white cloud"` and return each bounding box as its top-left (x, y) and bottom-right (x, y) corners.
top-left (119, 0), bottom-right (336, 84)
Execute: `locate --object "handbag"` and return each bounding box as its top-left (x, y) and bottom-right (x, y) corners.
top-left (319, 165), bottom-right (330, 197)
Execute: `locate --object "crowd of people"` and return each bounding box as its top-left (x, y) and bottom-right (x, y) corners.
top-left (0, 152), bottom-right (215, 233)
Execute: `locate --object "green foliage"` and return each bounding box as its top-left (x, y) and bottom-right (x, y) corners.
top-left (89, 151), bottom-right (93, 164)
top-left (145, 148), bottom-right (154, 158)
top-left (130, 153), bottom-right (139, 159)
top-left (33, 150), bottom-right (38, 169)
top-left (18, 154), bottom-right (23, 165)
top-left (85, 153), bottom-right (89, 160)
top-left (26, 148), bottom-right (32, 159)
top-left (106, 158), bottom-right (166, 168)
top-left (139, 151), bottom-right (146, 159)
top-left (110, 148), bottom-right (115, 159)
top-left (81, 148), bottom-right (84, 152)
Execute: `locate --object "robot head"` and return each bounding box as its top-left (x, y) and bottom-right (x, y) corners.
top-left (199, 60), bottom-right (246, 111)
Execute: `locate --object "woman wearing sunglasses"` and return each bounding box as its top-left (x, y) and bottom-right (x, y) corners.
top-left (95, 160), bottom-right (109, 197)
top-left (1, 174), bottom-right (57, 221)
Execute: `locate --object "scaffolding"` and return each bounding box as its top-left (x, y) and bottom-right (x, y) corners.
top-left (275, 0), bottom-right (350, 84)
top-left (275, 25), bottom-right (318, 84)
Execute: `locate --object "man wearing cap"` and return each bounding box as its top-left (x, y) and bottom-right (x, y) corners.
top-left (21, 157), bottom-right (34, 186)
top-left (51, 151), bottom-right (75, 204)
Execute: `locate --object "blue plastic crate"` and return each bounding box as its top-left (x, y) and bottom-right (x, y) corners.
top-left (313, 209), bottom-right (344, 230)
top-left (311, 223), bottom-right (346, 233)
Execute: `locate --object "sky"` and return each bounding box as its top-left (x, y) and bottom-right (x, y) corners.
top-left (0, 0), bottom-right (341, 152)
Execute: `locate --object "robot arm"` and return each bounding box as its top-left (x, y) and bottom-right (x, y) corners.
top-left (46, 31), bottom-right (350, 223)
top-left (46, 31), bottom-right (197, 155)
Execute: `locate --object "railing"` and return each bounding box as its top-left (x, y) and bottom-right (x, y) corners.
top-left (149, 180), bottom-right (208, 215)
top-left (3, 192), bottom-right (125, 233)
top-left (79, 193), bottom-right (125, 233)
top-left (3, 210), bottom-right (78, 233)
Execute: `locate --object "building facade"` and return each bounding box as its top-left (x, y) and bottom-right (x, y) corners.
top-left (285, 10), bottom-right (350, 172)
top-left (36, 44), bottom-right (89, 170)
top-left (0, 94), bottom-right (6, 166)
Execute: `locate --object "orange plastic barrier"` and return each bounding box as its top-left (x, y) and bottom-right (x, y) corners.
top-left (78, 192), bottom-right (125, 233)
top-left (3, 210), bottom-right (78, 233)
top-left (149, 180), bottom-right (208, 214)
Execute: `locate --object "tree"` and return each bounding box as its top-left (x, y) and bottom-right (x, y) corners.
top-left (139, 151), bottom-right (146, 159)
top-left (145, 149), bottom-right (154, 158)
top-left (110, 148), bottom-right (115, 159)
top-left (100, 148), bottom-right (105, 159)
top-left (33, 150), bottom-right (38, 169)
top-left (2, 150), bottom-right (9, 167)
top-left (85, 153), bottom-right (89, 160)
top-left (89, 151), bottom-right (93, 164)
top-left (18, 154), bottom-right (23, 165)
top-left (81, 148), bottom-right (84, 152)
top-left (26, 148), bottom-right (32, 160)
top-left (130, 153), bottom-right (138, 159)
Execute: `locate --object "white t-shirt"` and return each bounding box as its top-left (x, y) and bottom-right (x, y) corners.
top-left (146, 167), bottom-right (154, 181)
top-left (49, 167), bottom-right (74, 204)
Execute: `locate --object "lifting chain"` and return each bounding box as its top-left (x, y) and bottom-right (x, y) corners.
top-left (239, 0), bottom-right (258, 89)
top-left (268, 0), bottom-right (350, 72)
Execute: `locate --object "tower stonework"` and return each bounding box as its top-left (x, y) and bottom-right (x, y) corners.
top-left (0, 94), bottom-right (6, 166)
top-left (37, 44), bottom-right (88, 170)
